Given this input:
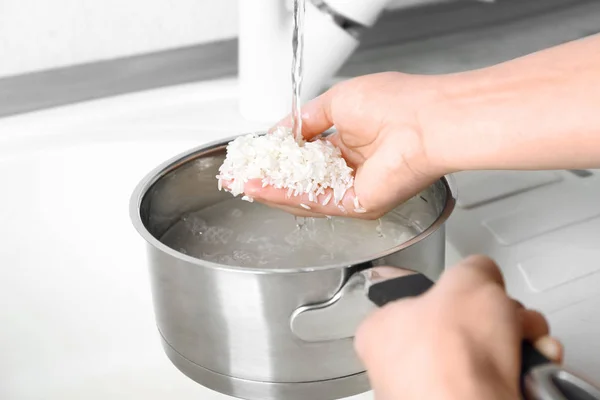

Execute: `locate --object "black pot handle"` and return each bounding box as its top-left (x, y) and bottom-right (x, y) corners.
top-left (367, 273), bottom-right (600, 400)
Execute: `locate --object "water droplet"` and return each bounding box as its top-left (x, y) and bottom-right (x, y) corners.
top-left (376, 218), bottom-right (385, 238)
top-left (295, 216), bottom-right (306, 230)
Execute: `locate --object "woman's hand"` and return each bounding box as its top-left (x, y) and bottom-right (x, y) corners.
top-left (355, 255), bottom-right (563, 400)
top-left (239, 35), bottom-right (600, 219)
top-left (243, 72), bottom-right (448, 219)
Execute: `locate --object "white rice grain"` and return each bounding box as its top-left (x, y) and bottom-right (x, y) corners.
top-left (216, 126), bottom-right (355, 207)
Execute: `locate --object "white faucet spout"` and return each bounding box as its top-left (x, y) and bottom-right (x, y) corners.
top-left (239, 0), bottom-right (290, 124)
top-left (238, 0), bottom-right (390, 125)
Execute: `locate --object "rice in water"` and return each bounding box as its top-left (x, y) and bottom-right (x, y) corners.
top-left (160, 198), bottom-right (420, 269)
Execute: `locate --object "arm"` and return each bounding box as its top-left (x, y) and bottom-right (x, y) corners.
top-left (422, 34), bottom-right (600, 173)
top-left (242, 34), bottom-right (600, 219)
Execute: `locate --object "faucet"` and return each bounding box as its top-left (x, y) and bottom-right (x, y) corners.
top-left (238, 0), bottom-right (390, 124)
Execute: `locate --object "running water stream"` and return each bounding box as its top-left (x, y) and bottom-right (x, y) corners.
top-left (291, 0), bottom-right (306, 142)
top-left (292, 0), bottom-right (309, 230)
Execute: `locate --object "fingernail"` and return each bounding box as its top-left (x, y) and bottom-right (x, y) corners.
top-left (534, 336), bottom-right (562, 362)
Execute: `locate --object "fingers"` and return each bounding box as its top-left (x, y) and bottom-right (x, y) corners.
top-left (518, 308), bottom-right (564, 364)
top-left (257, 201), bottom-right (325, 218)
top-left (224, 177), bottom-right (380, 219)
top-left (533, 336), bottom-right (564, 364)
top-left (222, 179), bottom-right (330, 217)
top-left (271, 89), bottom-right (336, 141)
top-left (519, 309), bottom-right (549, 341)
top-left (440, 255), bottom-right (564, 363)
top-left (441, 255), bottom-right (506, 294)
top-left (510, 299), bottom-right (526, 310)
top-left (244, 180), bottom-right (379, 219)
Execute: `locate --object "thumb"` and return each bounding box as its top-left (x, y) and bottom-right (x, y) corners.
top-left (271, 90), bottom-right (336, 141)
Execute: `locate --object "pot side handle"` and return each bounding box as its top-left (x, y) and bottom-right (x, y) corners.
top-left (367, 275), bottom-right (600, 400)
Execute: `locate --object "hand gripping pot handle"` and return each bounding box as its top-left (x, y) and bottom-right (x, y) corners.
top-left (367, 273), bottom-right (600, 400)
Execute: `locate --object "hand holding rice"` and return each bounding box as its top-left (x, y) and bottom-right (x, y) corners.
top-left (216, 127), bottom-right (366, 214)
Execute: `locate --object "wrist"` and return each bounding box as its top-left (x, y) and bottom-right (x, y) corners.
top-left (416, 71), bottom-right (491, 175)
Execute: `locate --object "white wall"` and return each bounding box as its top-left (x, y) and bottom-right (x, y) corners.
top-left (0, 0), bottom-right (238, 78)
top-left (0, 0), bottom-right (453, 79)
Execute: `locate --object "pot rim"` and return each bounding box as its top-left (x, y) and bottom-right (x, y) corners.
top-left (129, 133), bottom-right (458, 275)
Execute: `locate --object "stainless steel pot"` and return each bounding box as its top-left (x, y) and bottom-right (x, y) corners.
top-left (129, 134), bottom-right (456, 400)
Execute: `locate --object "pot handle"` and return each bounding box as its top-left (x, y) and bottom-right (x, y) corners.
top-left (368, 274), bottom-right (600, 400)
